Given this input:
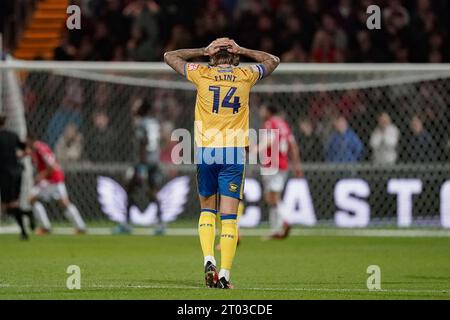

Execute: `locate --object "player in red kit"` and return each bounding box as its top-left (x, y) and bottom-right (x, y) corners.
top-left (26, 136), bottom-right (86, 234)
top-left (257, 105), bottom-right (302, 239)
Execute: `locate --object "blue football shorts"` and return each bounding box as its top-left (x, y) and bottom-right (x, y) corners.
top-left (196, 147), bottom-right (246, 200)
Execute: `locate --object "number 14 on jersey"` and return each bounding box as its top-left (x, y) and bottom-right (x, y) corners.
top-left (209, 86), bottom-right (241, 114)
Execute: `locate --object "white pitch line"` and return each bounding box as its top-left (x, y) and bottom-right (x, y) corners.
top-left (1, 283), bottom-right (449, 295)
top-left (92, 284), bottom-right (450, 294)
top-left (239, 287), bottom-right (450, 294)
top-left (1, 226), bottom-right (450, 238)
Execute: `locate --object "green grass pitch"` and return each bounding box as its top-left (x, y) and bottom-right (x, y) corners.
top-left (0, 232), bottom-right (449, 299)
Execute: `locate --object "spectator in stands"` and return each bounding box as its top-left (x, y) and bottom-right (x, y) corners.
top-left (47, 0), bottom-right (449, 63)
top-left (74, 35), bottom-right (95, 61)
top-left (417, 83), bottom-right (448, 141)
top-left (337, 90), bottom-right (362, 119)
top-left (276, 15), bottom-right (306, 55)
top-left (295, 118), bottom-right (323, 162)
top-left (308, 92), bottom-right (339, 146)
top-left (45, 81), bottom-right (83, 148)
top-left (370, 112), bottom-right (400, 165)
top-left (281, 42), bottom-right (308, 62)
top-left (325, 116), bottom-right (363, 163)
top-left (91, 21), bottom-right (115, 61)
top-left (53, 33), bottom-right (77, 61)
top-left (55, 123), bottom-right (83, 163)
top-left (164, 24), bottom-right (193, 53)
top-left (384, 0), bottom-right (410, 32)
top-left (84, 111), bottom-right (115, 162)
top-left (233, 0), bottom-right (265, 51)
top-left (101, 0), bottom-right (131, 46)
top-left (394, 46), bottom-right (410, 63)
top-left (410, 0), bottom-right (434, 61)
top-left (403, 115), bottom-right (436, 163)
top-left (352, 31), bottom-right (377, 62)
top-left (429, 49), bottom-right (443, 63)
top-left (126, 25), bottom-right (154, 61)
top-left (112, 45), bottom-right (126, 61)
top-left (331, 0), bottom-right (358, 35)
top-left (123, 0), bottom-right (159, 60)
top-left (310, 30), bottom-right (339, 63)
top-left (427, 29), bottom-right (448, 63)
top-left (321, 13), bottom-right (348, 54)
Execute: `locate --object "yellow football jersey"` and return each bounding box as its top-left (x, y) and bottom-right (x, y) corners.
top-left (185, 63), bottom-right (264, 148)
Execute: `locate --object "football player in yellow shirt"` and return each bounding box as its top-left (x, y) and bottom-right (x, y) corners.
top-left (164, 38), bottom-right (279, 289)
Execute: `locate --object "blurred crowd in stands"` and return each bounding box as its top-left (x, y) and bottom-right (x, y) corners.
top-left (23, 74), bottom-right (450, 165)
top-left (269, 76), bottom-right (449, 164)
top-left (54, 0), bottom-right (450, 63)
top-left (13, 0), bottom-right (450, 166)
top-left (23, 75), bottom-right (183, 165)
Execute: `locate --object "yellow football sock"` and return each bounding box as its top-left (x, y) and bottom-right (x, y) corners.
top-left (217, 201), bottom-right (243, 233)
top-left (220, 214), bottom-right (238, 270)
top-left (198, 209), bottom-right (217, 259)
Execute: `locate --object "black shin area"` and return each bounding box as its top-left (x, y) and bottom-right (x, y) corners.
top-left (21, 209), bottom-right (35, 230)
top-left (7, 207), bottom-right (27, 236)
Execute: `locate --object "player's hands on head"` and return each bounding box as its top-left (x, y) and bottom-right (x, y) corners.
top-left (226, 39), bottom-right (242, 55)
top-left (204, 38), bottom-right (232, 56)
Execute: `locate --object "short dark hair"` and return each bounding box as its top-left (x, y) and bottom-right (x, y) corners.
top-left (266, 105), bottom-right (278, 115)
top-left (137, 99), bottom-right (153, 116)
top-left (26, 133), bottom-right (38, 142)
top-left (0, 112), bottom-right (6, 127)
top-left (209, 48), bottom-right (240, 66)
top-left (334, 115), bottom-right (348, 123)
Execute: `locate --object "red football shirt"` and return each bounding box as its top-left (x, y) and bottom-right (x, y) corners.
top-left (32, 141), bottom-right (65, 183)
top-left (261, 116), bottom-right (294, 171)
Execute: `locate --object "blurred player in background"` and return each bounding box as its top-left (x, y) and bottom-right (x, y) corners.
top-left (26, 135), bottom-right (86, 234)
top-left (258, 105), bottom-right (302, 239)
top-left (0, 113), bottom-right (34, 240)
top-left (165, 37), bottom-right (280, 289)
top-left (113, 98), bottom-right (165, 235)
